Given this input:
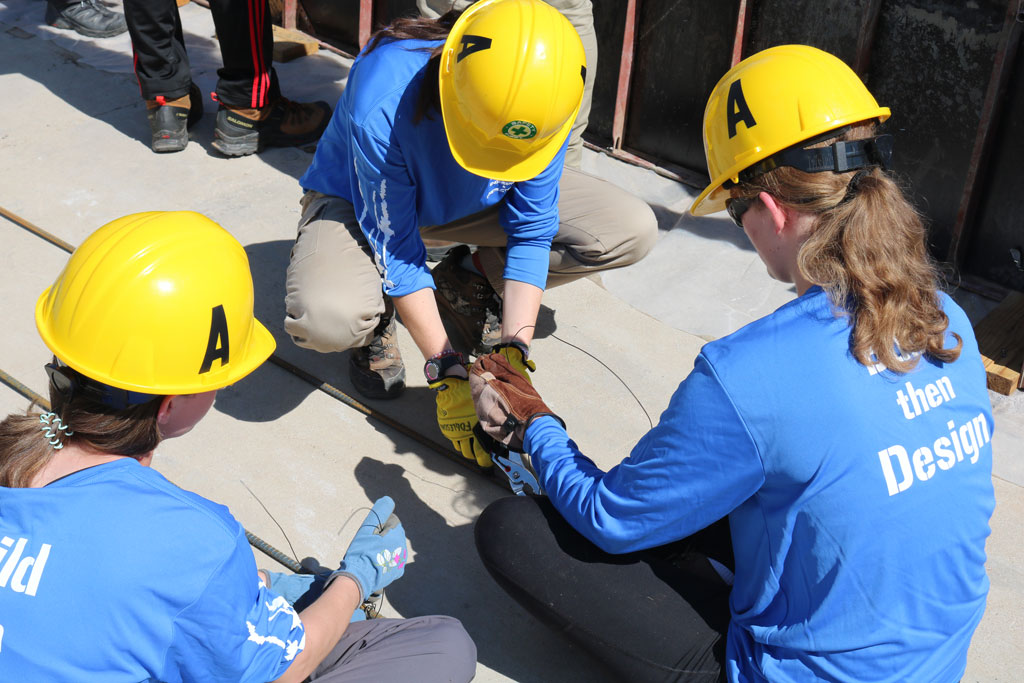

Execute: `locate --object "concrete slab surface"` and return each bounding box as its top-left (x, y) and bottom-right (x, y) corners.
top-left (1, 3), bottom-right (1021, 680)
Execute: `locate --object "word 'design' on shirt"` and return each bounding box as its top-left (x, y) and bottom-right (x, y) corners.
top-left (872, 352), bottom-right (991, 496)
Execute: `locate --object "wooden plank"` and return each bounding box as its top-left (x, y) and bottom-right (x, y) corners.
top-left (974, 291), bottom-right (1024, 395)
top-left (272, 25), bottom-right (319, 63)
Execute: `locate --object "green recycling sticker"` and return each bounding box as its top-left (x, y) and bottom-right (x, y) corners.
top-left (502, 120), bottom-right (537, 140)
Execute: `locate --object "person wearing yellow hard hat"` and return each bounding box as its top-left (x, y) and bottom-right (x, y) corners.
top-left (469, 45), bottom-right (994, 681)
top-left (286, 0), bottom-right (656, 468)
top-left (0, 212), bottom-right (475, 682)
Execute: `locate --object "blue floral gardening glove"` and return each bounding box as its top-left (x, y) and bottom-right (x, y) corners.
top-left (326, 496), bottom-right (407, 602)
top-left (259, 571), bottom-right (367, 622)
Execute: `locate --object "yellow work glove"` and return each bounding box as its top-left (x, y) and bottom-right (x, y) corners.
top-left (492, 342), bottom-right (536, 383)
top-left (430, 371), bottom-right (492, 468)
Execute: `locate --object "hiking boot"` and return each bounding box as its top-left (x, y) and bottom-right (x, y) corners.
top-left (45, 0), bottom-right (127, 38)
top-left (349, 298), bottom-right (406, 399)
top-left (432, 245), bottom-right (502, 356)
top-left (212, 96), bottom-right (331, 157)
top-left (146, 82), bottom-right (203, 153)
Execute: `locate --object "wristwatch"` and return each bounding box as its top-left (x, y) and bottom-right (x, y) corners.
top-left (424, 350), bottom-right (465, 382)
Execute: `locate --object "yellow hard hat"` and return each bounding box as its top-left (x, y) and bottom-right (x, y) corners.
top-left (35, 211), bottom-right (275, 397)
top-left (690, 44), bottom-right (891, 216)
top-left (439, 0), bottom-right (586, 182)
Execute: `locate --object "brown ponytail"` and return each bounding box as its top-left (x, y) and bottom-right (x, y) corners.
top-left (738, 124), bottom-right (961, 373)
top-left (0, 377), bottom-right (163, 488)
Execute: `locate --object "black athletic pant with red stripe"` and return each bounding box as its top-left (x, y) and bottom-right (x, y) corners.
top-left (123, 0), bottom-right (280, 108)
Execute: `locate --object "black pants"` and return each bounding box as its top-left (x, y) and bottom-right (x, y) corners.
top-left (475, 496), bottom-right (734, 683)
top-left (123, 0), bottom-right (280, 106)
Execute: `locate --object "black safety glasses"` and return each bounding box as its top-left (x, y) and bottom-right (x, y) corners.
top-left (726, 196), bottom-right (756, 228)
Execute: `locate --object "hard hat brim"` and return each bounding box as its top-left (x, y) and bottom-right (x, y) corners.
top-left (35, 286), bottom-right (277, 397)
top-left (441, 98), bottom-right (579, 182)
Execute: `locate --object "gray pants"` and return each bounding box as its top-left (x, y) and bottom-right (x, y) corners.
top-left (309, 615), bottom-right (476, 682)
top-left (283, 168), bottom-right (657, 353)
top-left (417, 0), bottom-right (596, 169)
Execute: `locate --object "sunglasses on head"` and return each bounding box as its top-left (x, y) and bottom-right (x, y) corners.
top-left (725, 196), bottom-right (756, 228)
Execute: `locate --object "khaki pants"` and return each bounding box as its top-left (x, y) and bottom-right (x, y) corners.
top-left (417, 0), bottom-right (596, 169)
top-left (283, 167), bottom-right (657, 353)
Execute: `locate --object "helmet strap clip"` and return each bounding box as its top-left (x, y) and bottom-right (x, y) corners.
top-left (734, 132), bottom-right (894, 186)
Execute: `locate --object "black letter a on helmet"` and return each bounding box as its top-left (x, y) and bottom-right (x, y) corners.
top-left (726, 79), bottom-right (757, 139)
top-left (199, 305), bottom-right (230, 374)
top-left (457, 35), bottom-right (492, 62)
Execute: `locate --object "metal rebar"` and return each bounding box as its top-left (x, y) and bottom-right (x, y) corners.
top-left (0, 368), bottom-right (49, 409)
top-left (0, 206), bottom-right (74, 253)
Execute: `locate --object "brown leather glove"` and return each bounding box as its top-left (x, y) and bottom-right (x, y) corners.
top-left (469, 352), bottom-right (563, 452)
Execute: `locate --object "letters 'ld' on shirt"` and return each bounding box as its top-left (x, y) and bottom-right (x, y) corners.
top-left (525, 287), bottom-right (995, 683)
top-left (300, 38), bottom-right (568, 297)
top-left (0, 459), bottom-right (304, 682)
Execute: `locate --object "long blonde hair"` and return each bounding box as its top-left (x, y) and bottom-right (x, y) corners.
top-left (738, 124), bottom-right (961, 373)
top-left (0, 375), bottom-right (162, 488)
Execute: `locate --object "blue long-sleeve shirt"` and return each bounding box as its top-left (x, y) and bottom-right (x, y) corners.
top-left (525, 287), bottom-right (994, 682)
top-left (0, 459), bottom-right (305, 681)
top-left (300, 38), bottom-right (567, 297)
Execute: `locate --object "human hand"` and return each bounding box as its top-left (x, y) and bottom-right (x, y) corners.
top-left (470, 352), bottom-right (563, 451)
top-left (327, 496), bottom-right (407, 602)
top-left (431, 371), bottom-right (493, 467)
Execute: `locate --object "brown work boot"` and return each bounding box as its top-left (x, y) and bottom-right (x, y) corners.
top-left (145, 82), bottom-right (203, 153)
top-left (348, 297), bottom-right (406, 400)
top-left (212, 96), bottom-right (331, 157)
top-left (432, 245), bottom-right (502, 356)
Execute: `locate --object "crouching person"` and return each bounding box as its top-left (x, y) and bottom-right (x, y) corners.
top-left (0, 211), bottom-right (476, 682)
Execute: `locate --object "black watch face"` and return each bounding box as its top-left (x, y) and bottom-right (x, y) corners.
top-left (425, 360), bottom-right (442, 382)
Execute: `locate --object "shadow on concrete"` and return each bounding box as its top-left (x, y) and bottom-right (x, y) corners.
top-left (352, 458), bottom-right (611, 683)
top-left (649, 201), bottom-right (758, 253)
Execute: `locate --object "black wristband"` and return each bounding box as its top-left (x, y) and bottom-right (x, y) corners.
top-left (424, 350), bottom-right (465, 382)
top-left (492, 341), bottom-right (530, 360)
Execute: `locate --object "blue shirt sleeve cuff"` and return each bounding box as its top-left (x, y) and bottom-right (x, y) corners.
top-left (384, 269), bottom-right (437, 297)
top-left (503, 240), bottom-right (552, 291)
top-left (524, 415), bottom-right (566, 453)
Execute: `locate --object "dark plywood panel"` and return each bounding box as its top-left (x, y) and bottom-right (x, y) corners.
top-left (744, 0), bottom-right (870, 64)
top-left (866, 0), bottom-right (1005, 259)
top-left (587, 2), bottom-right (627, 145)
top-left (966, 45), bottom-right (1024, 291)
top-left (303, 0), bottom-right (362, 53)
top-left (623, 0), bottom-right (738, 172)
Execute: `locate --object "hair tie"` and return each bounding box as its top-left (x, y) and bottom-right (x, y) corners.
top-left (839, 169), bottom-right (872, 205)
top-left (39, 412), bottom-right (73, 450)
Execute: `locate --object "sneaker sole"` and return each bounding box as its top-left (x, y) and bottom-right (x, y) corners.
top-left (152, 133), bottom-right (189, 153)
top-left (211, 130), bottom-right (260, 157)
